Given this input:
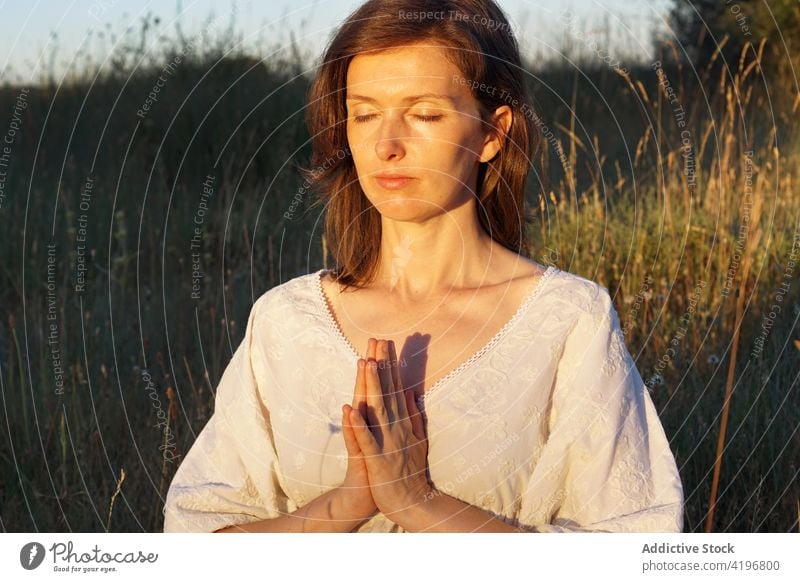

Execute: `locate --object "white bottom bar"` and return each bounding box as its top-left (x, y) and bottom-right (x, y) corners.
top-left (2, 533), bottom-right (798, 581)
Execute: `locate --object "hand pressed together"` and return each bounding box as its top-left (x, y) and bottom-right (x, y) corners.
top-left (340, 338), bottom-right (432, 522)
top-left (338, 339), bottom-right (379, 521)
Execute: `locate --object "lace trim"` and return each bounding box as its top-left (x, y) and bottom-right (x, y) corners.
top-left (312, 270), bottom-right (363, 361)
top-left (311, 265), bottom-right (558, 404)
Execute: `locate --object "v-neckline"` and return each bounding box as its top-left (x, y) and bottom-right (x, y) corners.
top-left (311, 265), bottom-right (557, 404)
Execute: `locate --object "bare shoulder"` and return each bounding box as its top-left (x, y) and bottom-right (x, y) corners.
top-left (489, 253), bottom-right (549, 289)
top-left (507, 257), bottom-right (548, 281)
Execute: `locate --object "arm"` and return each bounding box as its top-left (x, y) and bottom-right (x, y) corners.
top-left (388, 489), bottom-right (536, 533)
top-left (515, 288), bottom-right (684, 533)
top-left (165, 293), bottom-right (376, 533)
top-left (215, 486), bottom-right (375, 533)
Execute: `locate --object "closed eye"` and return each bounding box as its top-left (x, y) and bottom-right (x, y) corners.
top-left (352, 114), bottom-right (443, 124)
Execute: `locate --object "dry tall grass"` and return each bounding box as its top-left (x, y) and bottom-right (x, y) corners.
top-left (530, 38), bottom-right (799, 532)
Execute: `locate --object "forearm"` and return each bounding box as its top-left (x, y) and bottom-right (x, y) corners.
top-left (388, 488), bottom-right (537, 533)
top-left (215, 487), bottom-right (375, 533)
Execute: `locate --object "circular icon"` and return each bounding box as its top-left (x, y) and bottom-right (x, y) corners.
top-left (20, 542), bottom-right (46, 570)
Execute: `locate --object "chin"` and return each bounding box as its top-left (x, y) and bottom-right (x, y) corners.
top-left (366, 193), bottom-right (441, 222)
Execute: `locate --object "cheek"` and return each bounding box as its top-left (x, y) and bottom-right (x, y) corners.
top-left (428, 120), bottom-right (482, 163)
top-left (347, 128), bottom-right (372, 167)
top-left (350, 149), bottom-right (370, 178)
top-left (423, 137), bottom-right (478, 180)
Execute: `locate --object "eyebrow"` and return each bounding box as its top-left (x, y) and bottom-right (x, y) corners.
top-left (345, 93), bottom-right (455, 105)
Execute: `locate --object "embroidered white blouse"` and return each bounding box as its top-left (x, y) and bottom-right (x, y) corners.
top-left (163, 265), bottom-right (684, 533)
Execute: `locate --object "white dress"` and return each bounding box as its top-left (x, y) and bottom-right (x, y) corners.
top-left (163, 266), bottom-right (684, 533)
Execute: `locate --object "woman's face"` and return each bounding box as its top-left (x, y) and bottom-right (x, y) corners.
top-left (345, 43), bottom-right (509, 222)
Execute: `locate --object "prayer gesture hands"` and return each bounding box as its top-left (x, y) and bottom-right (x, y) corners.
top-left (340, 338), bottom-right (432, 522)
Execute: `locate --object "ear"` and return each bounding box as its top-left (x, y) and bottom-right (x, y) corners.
top-left (478, 104), bottom-right (513, 164)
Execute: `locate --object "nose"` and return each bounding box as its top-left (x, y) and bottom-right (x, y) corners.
top-left (374, 115), bottom-right (407, 161)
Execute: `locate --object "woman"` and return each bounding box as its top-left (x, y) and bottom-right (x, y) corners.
top-left (163, 0), bottom-right (684, 533)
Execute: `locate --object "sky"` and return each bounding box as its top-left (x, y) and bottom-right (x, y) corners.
top-left (0, 0), bottom-right (674, 85)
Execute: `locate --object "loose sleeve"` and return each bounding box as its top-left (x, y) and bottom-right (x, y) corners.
top-left (163, 295), bottom-right (296, 532)
top-left (518, 288), bottom-right (684, 533)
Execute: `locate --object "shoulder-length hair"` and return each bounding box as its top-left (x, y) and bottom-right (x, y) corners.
top-left (301, 0), bottom-right (540, 290)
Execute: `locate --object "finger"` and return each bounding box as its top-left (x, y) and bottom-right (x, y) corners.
top-left (363, 339), bottom-right (376, 424)
top-left (352, 358), bottom-right (367, 409)
top-left (405, 390), bottom-right (426, 441)
top-left (341, 405), bottom-right (361, 457)
top-left (376, 340), bottom-right (398, 422)
top-left (365, 338), bottom-right (382, 427)
top-left (365, 359), bottom-right (389, 426)
top-left (349, 406), bottom-right (378, 455)
top-left (356, 359), bottom-right (371, 427)
top-left (388, 340), bottom-right (408, 420)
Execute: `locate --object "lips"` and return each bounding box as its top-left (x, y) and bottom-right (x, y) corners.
top-left (374, 174), bottom-right (415, 189)
top-left (375, 173), bottom-right (414, 179)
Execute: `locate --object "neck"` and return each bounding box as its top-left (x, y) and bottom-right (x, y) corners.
top-left (373, 201), bottom-right (504, 301)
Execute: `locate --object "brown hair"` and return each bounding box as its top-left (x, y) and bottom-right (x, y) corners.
top-left (301, 0), bottom-right (540, 289)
